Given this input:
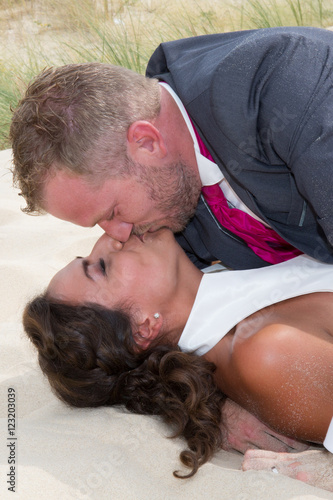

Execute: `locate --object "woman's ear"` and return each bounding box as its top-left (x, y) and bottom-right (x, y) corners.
top-left (132, 313), bottom-right (163, 349)
top-left (127, 121), bottom-right (167, 162)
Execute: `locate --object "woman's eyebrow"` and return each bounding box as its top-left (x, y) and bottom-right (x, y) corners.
top-left (75, 256), bottom-right (93, 280)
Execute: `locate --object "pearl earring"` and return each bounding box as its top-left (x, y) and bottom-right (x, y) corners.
top-left (153, 313), bottom-right (160, 319)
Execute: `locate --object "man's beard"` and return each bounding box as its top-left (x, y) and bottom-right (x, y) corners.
top-left (128, 157), bottom-right (202, 235)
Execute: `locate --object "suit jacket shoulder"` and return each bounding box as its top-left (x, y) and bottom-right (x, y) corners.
top-left (147, 28), bottom-right (333, 267)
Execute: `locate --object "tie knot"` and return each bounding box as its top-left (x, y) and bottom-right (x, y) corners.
top-left (202, 183), bottom-right (226, 204)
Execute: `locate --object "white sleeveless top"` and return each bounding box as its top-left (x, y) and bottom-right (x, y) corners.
top-left (178, 255), bottom-right (333, 356)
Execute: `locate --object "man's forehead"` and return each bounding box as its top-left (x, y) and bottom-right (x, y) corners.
top-left (44, 169), bottom-right (93, 191)
top-left (42, 170), bottom-right (112, 225)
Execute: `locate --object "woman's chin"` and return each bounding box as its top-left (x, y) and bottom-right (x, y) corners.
top-left (145, 227), bottom-right (174, 242)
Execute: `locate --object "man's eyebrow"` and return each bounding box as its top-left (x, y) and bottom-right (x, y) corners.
top-left (75, 256), bottom-right (93, 280)
top-left (95, 206), bottom-right (115, 226)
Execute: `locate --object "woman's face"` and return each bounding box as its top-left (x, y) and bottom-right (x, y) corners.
top-left (48, 229), bottom-right (188, 316)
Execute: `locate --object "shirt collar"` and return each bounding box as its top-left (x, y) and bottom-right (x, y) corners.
top-left (159, 82), bottom-right (222, 186)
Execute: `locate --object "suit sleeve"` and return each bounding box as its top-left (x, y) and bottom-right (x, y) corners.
top-left (287, 93), bottom-right (333, 245)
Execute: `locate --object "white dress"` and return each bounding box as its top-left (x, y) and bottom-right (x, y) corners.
top-left (178, 254), bottom-right (333, 356)
top-left (178, 254), bottom-right (333, 451)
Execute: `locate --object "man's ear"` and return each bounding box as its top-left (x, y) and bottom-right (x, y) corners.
top-left (127, 121), bottom-right (167, 161)
top-left (132, 313), bottom-right (163, 349)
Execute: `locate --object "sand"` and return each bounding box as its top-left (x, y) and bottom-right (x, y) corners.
top-left (0, 148), bottom-right (332, 499)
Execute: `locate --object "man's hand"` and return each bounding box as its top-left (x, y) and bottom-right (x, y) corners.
top-left (242, 449), bottom-right (333, 492)
top-left (221, 399), bottom-right (308, 454)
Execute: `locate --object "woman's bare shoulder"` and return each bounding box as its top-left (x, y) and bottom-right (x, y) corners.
top-left (231, 323), bottom-right (300, 387)
top-left (229, 319), bottom-right (333, 440)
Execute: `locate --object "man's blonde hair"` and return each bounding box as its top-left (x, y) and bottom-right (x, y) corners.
top-left (10, 63), bottom-right (161, 213)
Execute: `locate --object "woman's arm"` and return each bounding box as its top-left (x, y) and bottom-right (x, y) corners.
top-left (221, 398), bottom-right (308, 453)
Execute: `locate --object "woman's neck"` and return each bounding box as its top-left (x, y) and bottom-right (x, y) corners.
top-left (164, 258), bottom-right (203, 345)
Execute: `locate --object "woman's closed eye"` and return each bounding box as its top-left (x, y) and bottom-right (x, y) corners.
top-left (77, 256), bottom-right (107, 281)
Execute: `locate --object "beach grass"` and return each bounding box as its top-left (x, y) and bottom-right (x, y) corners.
top-left (1, 0), bottom-right (333, 149)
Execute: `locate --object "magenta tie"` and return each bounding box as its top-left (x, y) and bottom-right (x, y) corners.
top-left (190, 122), bottom-right (302, 264)
top-left (202, 183), bottom-right (302, 264)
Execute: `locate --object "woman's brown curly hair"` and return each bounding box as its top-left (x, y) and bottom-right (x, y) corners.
top-left (23, 294), bottom-right (226, 478)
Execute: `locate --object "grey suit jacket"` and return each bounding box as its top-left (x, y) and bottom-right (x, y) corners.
top-left (146, 27), bottom-right (333, 269)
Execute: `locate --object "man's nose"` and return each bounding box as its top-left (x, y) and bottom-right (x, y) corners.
top-left (98, 219), bottom-right (133, 242)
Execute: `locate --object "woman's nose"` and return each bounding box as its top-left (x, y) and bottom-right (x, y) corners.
top-left (109, 238), bottom-right (123, 251)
